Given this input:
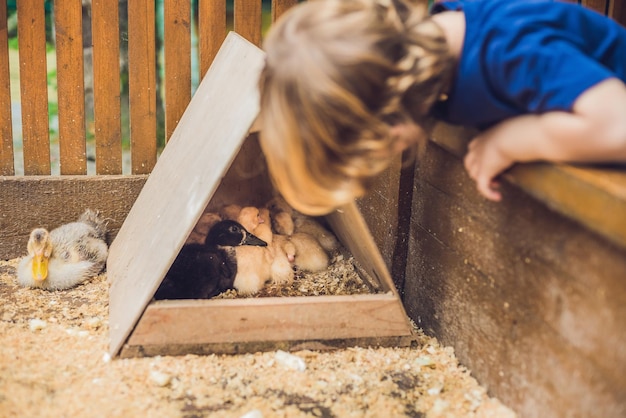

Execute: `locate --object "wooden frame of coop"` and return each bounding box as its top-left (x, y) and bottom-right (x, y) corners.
top-left (1, 2), bottom-right (625, 418)
top-left (106, 32), bottom-right (415, 358)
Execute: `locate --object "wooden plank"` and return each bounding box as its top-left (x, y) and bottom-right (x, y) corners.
top-left (121, 335), bottom-right (413, 358)
top-left (407, 232), bottom-right (626, 418)
top-left (17, 0), bottom-right (50, 175)
top-left (404, 141), bottom-right (626, 418)
top-left (234, 0), bottom-right (262, 46)
top-left (164, 0), bottom-right (191, 142)
top-left (0, 175), bottom-right (147, 260)
top-left (431, 123), bottom-right (626, 250)
top-left (127, 295), bottom-right (413, 347)
top-left (271, 0), bottom-right (298, 22)
top-left (326, 202), bottom-right (399, 295)
top-left (108, 33), bottom-right (266, 356)
top-left (0, 2), bottom-right (13, 176)
top-left (127, 0), bottom-right (156, 174)
top-left (55, 0), bottom-right (87, 175)
top-left (609, 0), bottom-right (626, 26)
top-left (416, 146), bottom-right (626, 384)
top-left (92, 0), bottom-right (123, 175)
top-left (198, 0), bottom-right (226, 78)
top-left (356, 154), bottom-right (415, 290)
top-left (581, 0), bottom-right (608, 14)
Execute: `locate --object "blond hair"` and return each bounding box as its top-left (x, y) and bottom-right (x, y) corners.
top-left (260, 0), bottom-right (453, 215)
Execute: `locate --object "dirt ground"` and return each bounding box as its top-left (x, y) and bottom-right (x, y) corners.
top-left (0, 258), bottom-right (517, 418)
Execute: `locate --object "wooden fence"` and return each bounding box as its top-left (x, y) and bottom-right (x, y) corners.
top-left (0, 0), bottom-right (624, 177)
top-left (0, 0), bottom-right (297, 177)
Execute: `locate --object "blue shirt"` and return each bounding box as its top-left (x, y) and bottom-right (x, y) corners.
top-left (431, 0), bottom-right (626, 128)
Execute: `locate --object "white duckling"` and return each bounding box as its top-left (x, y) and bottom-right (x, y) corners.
top-left (17, 209), bottom-right (109, 290)
top-left (289, 232), bottom-right (329, 273)
top-left (266, 196), bottom-right (295, 235)
top-left (233, 207), bottom-right (274, 294)
top-left (270, 234), bottom-right (296, 285)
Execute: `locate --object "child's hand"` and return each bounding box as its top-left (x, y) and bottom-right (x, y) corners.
top-left (463, 130), bottom-right (516, 201)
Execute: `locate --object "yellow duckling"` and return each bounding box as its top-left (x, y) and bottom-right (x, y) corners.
top-left (17, 209), bottom-right (109, 290)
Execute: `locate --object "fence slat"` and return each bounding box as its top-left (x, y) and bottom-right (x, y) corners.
top-left (17, 0), bottom-right (50, 175)
top-left (272, 0), bottom-right (297, 22)
top-left (581, 0), bottom-right (608, 14)
top-left (128, 0), bottom-right (156, 174)
top-left (164, 0), bottom-right (191, 142)
top-left (0, 2), bottom-right (14, 175)
top-left (234, 0), bottom-right (263, 47)
top-left (55, 0), bottom-right (87, 175)
top-left (198, 0), bottom-right (226, 79)
top-left (92, 0), bottom-right (122, 174)
top-left (609, 0), bottom-right (626, 26)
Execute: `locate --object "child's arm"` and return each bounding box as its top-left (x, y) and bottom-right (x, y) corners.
top-left (463, 78), bottom-right (626, 201)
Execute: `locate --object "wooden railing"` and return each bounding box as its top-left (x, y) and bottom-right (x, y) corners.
top-left (0, 0), bottom-right (297, 177)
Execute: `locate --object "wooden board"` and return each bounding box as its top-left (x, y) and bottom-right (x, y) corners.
top-left (0, 2), bottom-right (14, 176)
top-left (431, 123), bottom-right (626, 249)
top-left (117, 190), bottom-right (414, 357)
top-left (127, 0), bottom-right (157, 174)
top-left (17, 1), bottom-right (50, 175)
top-left (581, 0), bottom-right (608, 14)
top-left (610, 0), bottom-right (626, 26)
top-left (404, 140), bottom-right (626, 418)
top-left (356, 154), bottom-right (415, 291)
top-left (92, 0), bottom-right (123, 175)
top-left (108, 32), bottom-right (413, 357)
top-left (108, 32), bottom-right (266, 356)
top-left (164, 0), bottom-right (192, 141)
top-left (121, 294), bottom-right (413, 357)
top-left (55, 0), bottom-right (87, 175)
top-left (0, 175), bottom-right (147, 260)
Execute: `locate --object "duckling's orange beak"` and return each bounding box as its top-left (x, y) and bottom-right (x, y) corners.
top-left (31, 252), bottom-right (49, 282)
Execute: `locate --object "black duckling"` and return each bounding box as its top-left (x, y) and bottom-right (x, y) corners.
top-left (154, 220), bottom-right (267, 300)
top-left (17, 209), bottom-right (109, 290)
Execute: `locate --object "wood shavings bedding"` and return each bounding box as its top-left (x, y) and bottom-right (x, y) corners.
top-left (0, 258), bottom-right (517, 418)
top-left (215, 250), bottom-right (378, 299)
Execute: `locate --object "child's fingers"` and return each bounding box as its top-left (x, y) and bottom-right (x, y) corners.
top-left (476, 176), bottom-right (502, 201)
top-left (463, 148), bottom-right (479, 180)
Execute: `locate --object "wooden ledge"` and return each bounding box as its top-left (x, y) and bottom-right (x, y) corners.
top-left (431, 123), bottom-right (626, 250)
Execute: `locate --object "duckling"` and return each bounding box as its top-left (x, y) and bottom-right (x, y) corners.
top-left (232, 207), bottom-right (278, 294)
top-left (219, 203), bottom-right (242, 221)
top-left (17, 209), bottom-right (109, 290)
top-left (289, 232), bottom-right (329, 273)
top-left (292, 213), bottom-right (339, 252)
top-left (233, 244), bottom-right (273, 295)
top-left (266, 196), bottom-right (295, 235)
top-left (270, 234), bottom-right (296, 284)
top-left (155, 220), bottom-right (267, 300)
top-left (267, 196), bottom-right (338, 251)
top-left (256, 208), bottom-right (296, 284)
top-left (237, 206), bottom-right (263, 233)
top-left (254, 208), bottom-right (274, 243)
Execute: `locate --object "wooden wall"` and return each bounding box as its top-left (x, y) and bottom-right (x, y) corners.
top-left (400, 138), bottom-right (626, 418)
top-left (356, 154), bottom-right (415, 292)
top-left (0, 176), bottom-right (146, 260)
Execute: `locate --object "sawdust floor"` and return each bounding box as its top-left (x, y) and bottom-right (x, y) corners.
top-left (0, 258), bottom-right (517, 418)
